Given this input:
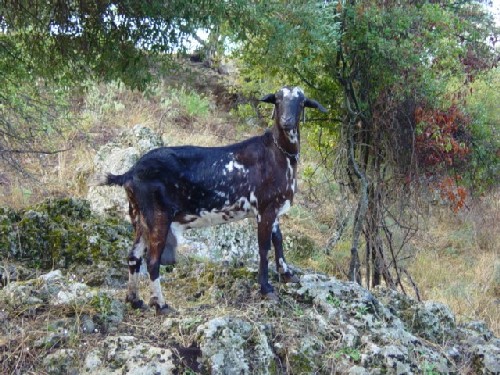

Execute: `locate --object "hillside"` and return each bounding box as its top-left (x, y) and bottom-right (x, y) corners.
top-left (0, 61), bottom-right (499, 374)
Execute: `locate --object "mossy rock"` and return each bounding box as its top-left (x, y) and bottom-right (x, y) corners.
top-left (0, 198), bottom-right (132, 270)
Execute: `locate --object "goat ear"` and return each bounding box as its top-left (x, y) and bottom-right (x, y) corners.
top-left (304, 98), bottom-right (328, 113)
top-left (260, 94), bottom-right (276, 104)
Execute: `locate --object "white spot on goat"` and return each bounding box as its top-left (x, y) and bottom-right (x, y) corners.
top-left (286, 158), bottom-right (293, 180)
top-left (150, 278), bottom-right (165, 306)
top-left (279, 258), bottom-right (289, 273)
top-left (249, 191), bottom-right (258, 207)
top-left (287, 129), bottom-right (298, 144)
top-left (277, 200), bottom-right (291, 216)
top-left (215, 190), bottom-right (227, 198)
top-left (132, 237), bottom-right (146, 259)
top-left (272, 219), bottom-right (279, 233)
top-left (225, 160), bottom-right (246, 173)
top-left (170, 222), bottom-right (186, 244)
top-left (281, 86), bottom-right (303, 99)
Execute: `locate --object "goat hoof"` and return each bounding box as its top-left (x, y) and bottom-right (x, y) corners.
top-left (155, 304), bottom-right (176, 316)
top-left (281, 273), bottom-right (300, 284)
top-left (128, 298), bottom-right (145, 310)
top-left (263, 292), bottom-right (279, 302)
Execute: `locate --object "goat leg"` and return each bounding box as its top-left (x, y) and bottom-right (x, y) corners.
top-left (272, 221), bottom-right (299, 284)
top-left (258, 211), bottom-right (278, 300)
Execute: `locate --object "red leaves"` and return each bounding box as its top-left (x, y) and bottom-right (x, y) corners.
top-left (415, 105), bottom-right (470, 169)
top-left (437, 177), bottom-right (467, 213)
top-left (415, 105), bottom-right (472, 212)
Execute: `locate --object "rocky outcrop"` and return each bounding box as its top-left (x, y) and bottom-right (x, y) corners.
top-left (1, 267), bottom-right (498, 374)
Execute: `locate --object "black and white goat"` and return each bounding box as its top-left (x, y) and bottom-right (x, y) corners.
top-left (96, 86), bottom-right (327, 314)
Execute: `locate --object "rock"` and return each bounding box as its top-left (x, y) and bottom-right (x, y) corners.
top-left (0, 198), bottom-right (131, 269)
top-left (0, 257), bottom-right (499, 375)
top-left (83, 335), bottom-right (175, 375)
top-left (185, 219), bottom-right (258, 264)
top-left (0, 270), bottom-right (118, 313)
top-left (291, 274), bottom-right (454, 373)
top-left (457, 321), bottom-right (500, 374)
top-left (88, 124), bottom-right (163, 218)
top-left (197, 316), bottom-right (274, 374)
top-left (43, 348), bottom-right (79, 375)
top-left (81, 315), bottom-right (96, 334)
top-left (373, 287), bottom-right (456, 342)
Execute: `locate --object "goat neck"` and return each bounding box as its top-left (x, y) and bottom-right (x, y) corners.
top-left (271, 123), bottom-right (300, 162)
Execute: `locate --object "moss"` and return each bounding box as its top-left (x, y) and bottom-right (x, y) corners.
top-left (289, 352), bottom-right (314, 373)
top-left (0, 198), bottom-right (132, 269)
top-left (229, 267), bottom-right (254, 280)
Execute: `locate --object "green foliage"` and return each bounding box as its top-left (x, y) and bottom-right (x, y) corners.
top-left (462, 68), bottom-right (500, 193)
top-left (0, 198), bottom-right (132, 269)
top-left (334, 346), bottom-right (361, 362)
top-left (0, 0), bottom-right (245, 173)
top-left (326, 294), bottom-right (341, 308)
top-left (0, 1), bottom-right (234, 88)
top-left (167, 87), bottom-right (212, 118)
top-left (90, 293), bottom-right (113, 317)
top-left (232, 0), bottom-right (498, 289)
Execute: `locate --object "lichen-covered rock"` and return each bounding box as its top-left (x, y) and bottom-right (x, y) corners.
top-left (83, 335), bottom-right (175, 375)
top-left (0, 270), bottom-right (123, 334)
top-left (289, 274), bottom-right (453, 373)
top-left (373, 287), bottom-right (456, 342)
top-left (456, 321), bottom-right (500, 374)
top-left (42, 348), bottom-right (79, 375)
top-left (0, 269), bottom-right (93, 307)
top-left (0, 258), bottom-right (499, 375)
top-left (185, 219), bottom-right (258, 264)
top-left (196, 316), bottom-right (275, 374)
top-left (0, 198), bottom-right (131, 269)
top-left (88, 124), bottom-right (163, 218)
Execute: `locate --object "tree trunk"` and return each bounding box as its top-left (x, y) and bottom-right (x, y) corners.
top-left (347, 116), bottom-right (367, 284)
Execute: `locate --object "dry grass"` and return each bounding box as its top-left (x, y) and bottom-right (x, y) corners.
top-left (410, 192), bottom-right (500, 335)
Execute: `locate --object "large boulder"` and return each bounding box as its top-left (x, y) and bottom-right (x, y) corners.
top-left (88, 124), bottom-right (163, 218)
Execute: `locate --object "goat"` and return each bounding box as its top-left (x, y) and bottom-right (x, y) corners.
top-left (96, 86), bottom-right (327, 314)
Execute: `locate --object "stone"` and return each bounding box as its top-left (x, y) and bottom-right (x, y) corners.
top-left (88, 124), bottom-right (163, 218)
top-left (83, 335), bottom-right (175, 375)
top-left (197, 316), bottom-right (274, 375)
top-left (43, 349), bottom-right (79, 375)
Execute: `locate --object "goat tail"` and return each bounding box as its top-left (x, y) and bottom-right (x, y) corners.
top-left (88, 172), bottom-right (130, 187)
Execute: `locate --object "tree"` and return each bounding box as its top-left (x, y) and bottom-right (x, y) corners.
top-left (234, 0), bottom-right (499, 295)
top-left (0, 0), bottom-right (233, 171)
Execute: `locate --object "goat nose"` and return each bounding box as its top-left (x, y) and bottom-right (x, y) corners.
top-left (281, 117), bottom-right (294, 128)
